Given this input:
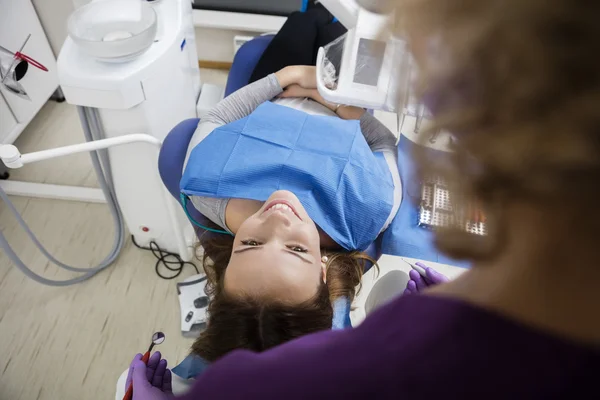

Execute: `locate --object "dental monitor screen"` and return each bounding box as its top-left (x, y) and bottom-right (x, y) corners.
top-left (353, 38), bottom-right (386, 86)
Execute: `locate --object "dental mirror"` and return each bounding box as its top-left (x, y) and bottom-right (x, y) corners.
top-left (152, 331), bottom-right (165, 345)
top-left (124, 332), bottom-right (166, 400)
top-left (148, 331), bottom-right (165, 352)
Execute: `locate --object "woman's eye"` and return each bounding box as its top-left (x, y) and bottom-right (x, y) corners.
top-left (241, 240), bottom-right (260, 246)
top-left (288, 245), bottom-right (308, 253)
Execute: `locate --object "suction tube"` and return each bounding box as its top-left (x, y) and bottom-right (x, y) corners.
top-left (0, 106), bottom-right (126, 286)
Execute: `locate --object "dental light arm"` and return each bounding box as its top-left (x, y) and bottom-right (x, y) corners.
top-left (316, 0), bottom-right (411, 113)
top-left (0, 134), bottom-right (161, 169)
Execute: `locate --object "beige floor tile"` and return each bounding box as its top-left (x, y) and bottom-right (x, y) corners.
top-left (0, 196), bottom-right (200, 400)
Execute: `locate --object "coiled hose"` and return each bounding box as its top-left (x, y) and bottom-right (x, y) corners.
top-left (0, 106), bottom-right (125, 286)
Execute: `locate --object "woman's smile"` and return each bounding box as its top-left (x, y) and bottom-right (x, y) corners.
top-left (262, 200), bottom-right (302, 221)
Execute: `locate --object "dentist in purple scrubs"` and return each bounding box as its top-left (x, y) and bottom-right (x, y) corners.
top-left (127, 0), bottom-right (600, 398)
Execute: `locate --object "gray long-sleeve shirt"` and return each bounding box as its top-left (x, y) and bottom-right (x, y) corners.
top-left (185, 74), bottom-right (401, 234)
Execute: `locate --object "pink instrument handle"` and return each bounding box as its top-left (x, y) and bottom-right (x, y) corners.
top-left (15, 52), bottom-right (48, 72)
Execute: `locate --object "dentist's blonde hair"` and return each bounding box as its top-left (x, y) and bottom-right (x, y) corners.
top-left (395, 0), bottom-right (600, 260)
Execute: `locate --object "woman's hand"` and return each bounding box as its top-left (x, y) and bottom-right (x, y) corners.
top-left (404, 265), bottom-right (449, 295)
top-left (278, 84), bottom-right (321, 102)
top-left (278, 84), bottom-right (366, 120)
top-left (276, 65), bottom-right (367, 120)
top-left (126, 352), bottom-right (173, 400)
top-left (292, 65), bottom-right (318, 89)
top-left (275, 66), bottom-right (317, 89)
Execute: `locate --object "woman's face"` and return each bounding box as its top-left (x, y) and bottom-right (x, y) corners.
top-left (225, 190), bottom-right (325, 303)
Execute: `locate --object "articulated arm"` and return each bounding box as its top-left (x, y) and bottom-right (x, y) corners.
top-left (0, 134), bottom-right (161, 168)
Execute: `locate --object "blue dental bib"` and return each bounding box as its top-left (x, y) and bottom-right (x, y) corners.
top-left (180, 102), bottom-right (394, 250)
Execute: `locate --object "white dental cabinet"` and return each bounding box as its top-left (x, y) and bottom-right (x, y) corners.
top-left (0, 0), bottom-right (59, 144)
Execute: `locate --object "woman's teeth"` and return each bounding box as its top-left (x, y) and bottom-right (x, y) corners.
top-left (268, 203), bottom-right (292, 212)
top-left (263, 201), bottom-right (302, 220)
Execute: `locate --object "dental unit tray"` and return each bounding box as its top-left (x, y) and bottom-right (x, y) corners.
top-left (418, 176), bottom-right (487, 236)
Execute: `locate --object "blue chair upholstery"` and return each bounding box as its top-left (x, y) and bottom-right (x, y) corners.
top-left (158, 117), bottom-right (204, 229)
top-left (224, 35), bottom-right (274, 97)
top-left (158, 35), bottom-right (381, 265)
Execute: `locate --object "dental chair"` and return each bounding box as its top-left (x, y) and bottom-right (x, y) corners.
top-left (158, 34), bottom-right (383, 267)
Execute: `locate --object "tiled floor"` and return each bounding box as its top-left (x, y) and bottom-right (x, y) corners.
top-left (0, 69), bottom-right (227, 400)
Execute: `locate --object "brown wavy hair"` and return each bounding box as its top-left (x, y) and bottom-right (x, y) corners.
top-left (394, 0), bottom-right (600, 261)
top-left (190, 223), bottom-right (373, 362)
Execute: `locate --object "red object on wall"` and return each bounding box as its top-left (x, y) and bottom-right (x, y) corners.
top-left (14, 51), bottom-right (48, 71)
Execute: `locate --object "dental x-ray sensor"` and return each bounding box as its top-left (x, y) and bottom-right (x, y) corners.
top-left (56, 0), bottom-right (200, 258)
top-left (317, 0), bottom-right (412, 112)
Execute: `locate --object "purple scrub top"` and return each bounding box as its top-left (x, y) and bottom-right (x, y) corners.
top-left (177, 295), bottom-right (600, 399)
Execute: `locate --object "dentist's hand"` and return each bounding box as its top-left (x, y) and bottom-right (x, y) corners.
top-left (404, 265), bottom-right (449, 295)
top-left (126, 352), bottom-right (173, 400)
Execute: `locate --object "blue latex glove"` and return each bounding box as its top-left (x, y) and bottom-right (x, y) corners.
top-left (404, 264), bottom-right (449, 295)
top-left (126, 351), bottom-right (173, 400)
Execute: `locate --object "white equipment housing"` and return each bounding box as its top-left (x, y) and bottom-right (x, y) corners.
top-left (177, 274), bottom-right (209, 336)
top-left (317, 0), bottom-right (411, 112)
top-left (57, 0), bottom-right (199, 257)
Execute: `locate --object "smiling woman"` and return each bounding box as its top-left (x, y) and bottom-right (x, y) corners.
top-left (190, 190), bottom-right (372, 362)
top-left (226, 192), bottom-right (325, 304)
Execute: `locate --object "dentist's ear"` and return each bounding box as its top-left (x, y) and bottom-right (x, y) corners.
top-left (321, 255), bottom-right (328, 283)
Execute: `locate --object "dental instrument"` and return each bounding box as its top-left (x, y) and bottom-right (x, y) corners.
top-left (417, 175), bottom-right (487, 236)
top-left (148, 332), bottom-right (166, 354)
top-left (0, 35), bottom-right (48, 74)
top-left (0, 0), bottom-right (59, 145)
top-left (123, 331), bottom-right (166, 400)
top-left (401, 258), bottom-right (427, 278)
top-left (379, 138), bottom-right (471, 268)
top-left (1, 34), bottom-right (37, 100)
